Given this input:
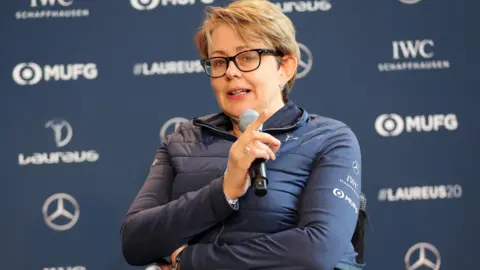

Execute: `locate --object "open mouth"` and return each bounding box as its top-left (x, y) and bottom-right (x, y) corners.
top-left (228, 89), bottom-right (252, 96)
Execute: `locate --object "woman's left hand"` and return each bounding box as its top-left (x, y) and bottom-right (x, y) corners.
top-left (157, 245), bottom-right (186, 270)
top-left (171, 245), bottom-right (187, 267)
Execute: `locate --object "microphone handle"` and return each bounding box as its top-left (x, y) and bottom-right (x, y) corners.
top-left (252, 159), bottom-right (268, 197)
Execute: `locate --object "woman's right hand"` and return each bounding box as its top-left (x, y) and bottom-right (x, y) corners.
top-left (223, 110), bottom-right (282, 200)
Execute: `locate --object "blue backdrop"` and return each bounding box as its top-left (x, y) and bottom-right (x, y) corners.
top-left (1, 0), bottom-right (478, 269)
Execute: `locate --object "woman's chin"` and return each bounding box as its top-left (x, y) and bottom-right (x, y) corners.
top-left (230, 104), bottom-right (256, 117)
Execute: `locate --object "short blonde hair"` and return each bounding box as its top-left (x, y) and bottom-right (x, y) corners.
top-left (194, 0), bottom-right (300, 102)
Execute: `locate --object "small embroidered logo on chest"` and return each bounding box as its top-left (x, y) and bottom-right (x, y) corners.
top-left (285, 133), bottom-right (298, 142)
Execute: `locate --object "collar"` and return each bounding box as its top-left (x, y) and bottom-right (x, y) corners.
top-left (192, 100), bottom-right (309, 138)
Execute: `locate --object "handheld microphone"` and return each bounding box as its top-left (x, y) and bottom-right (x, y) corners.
top-left (239, 109), bottom-right (268, 197)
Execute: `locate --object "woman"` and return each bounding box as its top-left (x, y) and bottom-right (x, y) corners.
top-left (121, 0), bottom-right (365, 269)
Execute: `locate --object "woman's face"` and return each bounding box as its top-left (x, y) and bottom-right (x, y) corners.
top-left (207, 24), bottom-right (293, 121)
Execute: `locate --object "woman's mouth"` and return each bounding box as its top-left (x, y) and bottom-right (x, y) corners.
top-left (227, 89), bottom-right (252, 100)
top-left (228, 89), bottom-right (251, 96)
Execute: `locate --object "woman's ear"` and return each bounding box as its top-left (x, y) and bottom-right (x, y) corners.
top-left (279, 55), bottom-right (297, 82)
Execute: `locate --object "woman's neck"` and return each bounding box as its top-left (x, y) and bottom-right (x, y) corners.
top-left (231, 123), bottom-right (243, 137)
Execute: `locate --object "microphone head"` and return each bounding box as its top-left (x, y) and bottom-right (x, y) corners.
top-left (239, 109), bottom-right (262, 132)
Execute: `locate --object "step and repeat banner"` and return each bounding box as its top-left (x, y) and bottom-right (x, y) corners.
top-left (1, 0), bottom-right (477, 269)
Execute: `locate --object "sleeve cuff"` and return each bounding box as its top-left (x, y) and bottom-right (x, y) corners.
top-left (209, 176), bottom-right (237, 218)
top-left (224, 174), bottom-right (247, 211)
top-left (224, 191), bottom-right (239, 210)
top-left (222, 171), bottom-right (248, 210)
top-left (154, 256), bottom-right (172, 265)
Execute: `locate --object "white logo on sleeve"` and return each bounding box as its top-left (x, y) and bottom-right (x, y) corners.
top-left (333, 188), bottom-right (358, 214)
top-left (352, 161), bottom-right (360, 174)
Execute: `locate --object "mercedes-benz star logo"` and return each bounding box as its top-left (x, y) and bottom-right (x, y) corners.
top-left (160, 117), bottom-right (189, 141)
top-left (352, 161), bottom-right (360, 174)
top-left (405, 242), bottom-right (441, 270)
top-left (296, 43), bottom-right (313, 79)
top-left (45, 119), bottom-right (73, 147)
top-left (42, 193), bottom-right (80, 231)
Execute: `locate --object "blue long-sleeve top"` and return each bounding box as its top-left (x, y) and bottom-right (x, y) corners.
top-left (120, 101), bottom-right (364, 270)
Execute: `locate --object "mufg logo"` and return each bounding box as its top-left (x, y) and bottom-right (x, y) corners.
top-left (12, 62), bottom-right (98, 85)
top-left (374, 113), bottom-right (458, 137)
top-left (130, 0), bottom-right (215, 10)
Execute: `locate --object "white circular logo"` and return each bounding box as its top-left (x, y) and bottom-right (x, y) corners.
top-left (399, 0), bottom-right (423, 4)
top-left (12, 62), bottom-right (42, 85)
top-left (333, 188), bottom-right (345, 198)
top-left (405, 242), bottom-right (441, 270)
top-left (296, 43), bottom-right (313, 79)
top-left (45, 119), bottom-right (73, 147)
top-left (130, 0), bottom-right (160, 10)
top-left (42, 193), bottom-right (80, 231)
top-left (160, 117), bottom-right (189, 141)
top-left (200, 0), bottom-right (214, 4)
top-left (375, 113), bottom-right (404, 137)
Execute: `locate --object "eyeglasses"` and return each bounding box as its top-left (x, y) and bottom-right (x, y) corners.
top-left (200, 48), bottom-right (282, 78)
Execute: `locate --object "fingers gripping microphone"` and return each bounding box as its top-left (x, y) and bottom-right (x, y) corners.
top-left (239, 109), bottom-right (268, 197)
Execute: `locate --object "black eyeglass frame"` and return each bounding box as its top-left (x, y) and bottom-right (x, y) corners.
top-left (200, 48), bottom-right (283, 78)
